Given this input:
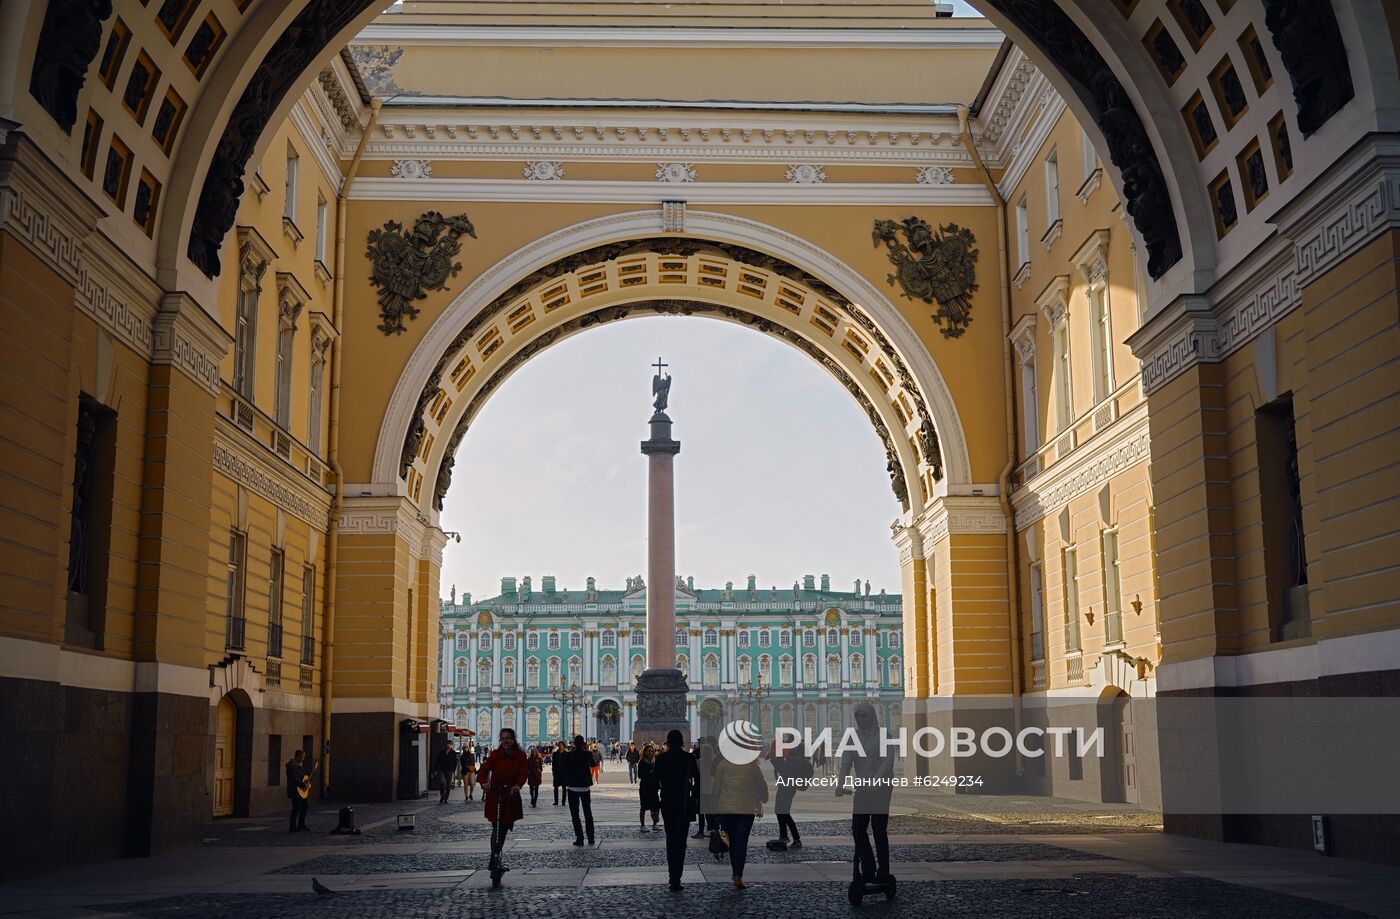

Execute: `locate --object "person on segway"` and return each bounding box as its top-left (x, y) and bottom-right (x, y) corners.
top-left (837, 701), bottom-right (897, 901)
top-left (478, 726), bottom-right (528, 885)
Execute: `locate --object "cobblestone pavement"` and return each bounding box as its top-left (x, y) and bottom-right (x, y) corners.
top-left (108, 876), bottom-right (1370, 918)
top-left (273, 842), bottom-right (1102, 874)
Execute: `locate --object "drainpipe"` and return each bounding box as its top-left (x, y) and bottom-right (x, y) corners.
top-left (321, 98), bottom-right (380, 796)
top-left (957, 105), bottom-right (1025, 775)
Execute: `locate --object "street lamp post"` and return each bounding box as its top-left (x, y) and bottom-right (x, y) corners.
top-left (553, 679), bottom-right (584, 740)
top-left (738, 680), bottom-right (771, 726)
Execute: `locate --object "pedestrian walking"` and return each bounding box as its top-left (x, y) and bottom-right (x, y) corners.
top-left (711, 745), bottom-right (769, 889)
top-left (285, 749), bottom-right (316, 832)
top-left (770, 745), bottom-right (811, 848)
top-left (693, 736), bottom-right (718, 839)
top-left (837, 702), bottom-right (896, 883)
top-left (626, 741), bottom-right (641, 783)
top-left (590, 742), bottom-right (603, 783)
top-left (551, 740), bottom-right (568, 805)
top-left (564, 735), bottom-right (596, 846)
top-left (655, 729), bottom-right (701, 891)
top-left (434, 743), bottom-right (459, 804)
top-left (460, 744), bottom-right (478, 801)
top-left (478, 728), bottom-right (528, 877)
top-left (637, 743), bottom-right (661, 832)
top-left (526, 747), bottom-right (544, 807)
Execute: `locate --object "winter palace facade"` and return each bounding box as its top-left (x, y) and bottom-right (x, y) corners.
top-left (438, 574), bottom-right (906, 746)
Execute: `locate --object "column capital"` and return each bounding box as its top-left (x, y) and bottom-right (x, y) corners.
top-left (917, 495), bottom-right (1007, 546)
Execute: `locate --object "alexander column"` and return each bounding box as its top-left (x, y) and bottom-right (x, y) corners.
top-left (632, 357), bottom-right (691, 746)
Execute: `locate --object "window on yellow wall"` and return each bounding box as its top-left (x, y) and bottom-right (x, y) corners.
top-left (1021, 351), bottom-right (1040, 454)
top-left (301, 567), bottom-right (316, 664)
top-left (1044, 149), bottom-right (1061, 227)
top-left (1029, 562), bottom-right (1045, 660)
top-left (315, 195), bottom-right (329, 264)
top-left (283, 144), bottom-right (299, 222)
top-left (274, 300), bottom-right (299, 428)
top-left (1063, 547), bottom-right (1082, 652)
top-left (1102, 530), bottom-right (1123, 644)
top-left (268, 547), bottom-right (285, 658)
top-left (1089, 283), bottom-right (1115, 402)
top-left (1014, 197), bottom-right (1030, 268)
top-left (1080, 126), bottom-right (1098, 183)
top-left (1053, 322), bottom-right (1073, 433)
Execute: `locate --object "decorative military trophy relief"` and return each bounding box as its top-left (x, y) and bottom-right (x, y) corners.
top-left (633, 358), bottom-right (691, 746)
top-left (366, 210), bottom-right (476, 335)
top-left (873, 217), bottom-right (980, 338)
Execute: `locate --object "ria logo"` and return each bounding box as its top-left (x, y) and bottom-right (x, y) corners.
top-left (717, 720), bottom-right (764, 764)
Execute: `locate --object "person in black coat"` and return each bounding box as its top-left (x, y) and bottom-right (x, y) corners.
top-left (550, 740), bottom-right (567, 805)
top-left (434, 743), bottom-right (459, 804)
top-left (285, 750), bottom-right (314, 832)
top-left (654, 729), bottom-right (701, 891)
top-left (563, 735), bottom-right (596, 845)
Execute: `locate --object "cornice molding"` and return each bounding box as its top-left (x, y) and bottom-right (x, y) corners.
top-left (152, 292), bottom-right (231, 396)
top-left (340, 495), bottom-right (429, 542)
top-left (1011, 404), bottom-right (1151, 530)
top-left (347, 177), bottom-right (994, 205)
top-left (352, 25), bottom-right (1004, 49)
top-left (918, 495), bottom-right (1007, 546)
top-left (212, 433), bottom-right (332, 526)
top-left (1035, 275), bottom-right (1071, 327)
top-left (1071, 229), bottom-right (1111, 287)
top-left (1010, 313), bottom-right (1037, 366)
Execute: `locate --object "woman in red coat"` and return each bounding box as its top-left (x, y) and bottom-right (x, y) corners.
top-left (478, 727), bottom-right (529, 862)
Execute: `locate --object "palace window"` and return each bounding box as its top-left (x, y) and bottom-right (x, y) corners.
top-left (268, 547), bottom-right (285, 658)
top-left (1089, 283), bottom-right (1114, 403)
top-left (308, 330), bottom-right (328, 452)
top-left (803, 654), bottom-right (817, 684)
top-left (502, 659), bottom-right (516, 690)
top-left (273, 289), bottom-right (301, 429)
top-left (778, 656), bottom-right (793, 686)
top-left (849, 629), bottom-right (863, 646)
top-left (778, 629), bottom-right (792, 648)
top-left (601, 629), bottom-right (615, 648)
top-left (675, 626), bottom-right (687, 646)
top-left (547, 631), bottom-right (560, 650)
top-left (737, 628), bottom-right (749, 646)
top-left (1044, 149), bottom-right (1061, 227)
top-left (478, 659), bottom-right (490, 686)
top-left (757, 655), bottom-right (772, 686)
top-left (526, 631), bottom-right (539, 651)
top-left (889, 656), bottom-right (902, 687)
top-left (631, 655), bottom-right (644, 680)
top-left (568, 658), bottom-right (582, 685)
top-left (889, 630), bottom-right (901, 649)
top-left (547, 657), bottom-right (561, 689)
top-left (1063, 546), bottom-right (1082, 652)
top-left (300, 565), bottom-right (315, 664)
top-left (802, 629), bottom-right (815, 648)
top-left (600, 655), bottom-right (617, 685)
top-left (1014, 196), bottom-right (1030, 268)
top-left (1029, 561), bottom-right (1045, 661)
top-left (454, 657), bottom-right (468, 680)
top-left (233, 261), bottom-right (261, 400)
top-left (478, 709), bottom-right (491, 738)
top-left (315, 196), bottom-right (328, 264)
top-left (738, 656), bottom-right (752, 685)
top-left (502, 707), bottom-right (516, 732)
top-left (503, 631), bottom-right (516, 651)
top-left (1102, 529), bottom-right (1124, 644)
top-left (478, 632), bottom-right (491, 651)
top-left (703, 628), bottom-right (718, 647)
top-left (283, 143), bottom-right (298, 222)
top-left (569, 631), bottom-right (582, 650)
top-left (703, 654), bottom-right (720, 688)
top-left (850, 652), bottom-right (865, 682)
top-left (225, 529), bottom-right (247, 650)
top-left (526, 708), bottom-right (540, 737)
top-left (546, 707), bottom-right (561, 737)
top-left (1053, 321), bottom-right (1073, 433)
top-left (631, 628), bottom-right (644, 646)
top-left (1020, 345), bottom-right (1040, 453)
top-left (826, 627), bottom-right (838, 645)
top-left (826, 654), bottom-right (840, 679)
top-left (676, 653), bottom-right (689, 679)
top-left (526, 658), bottom-right (539, 688)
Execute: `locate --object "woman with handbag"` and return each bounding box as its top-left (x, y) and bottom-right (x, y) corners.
top-left (710, 748), bottom-right (769, 889)
top-left (637, 743), bottom-right (661, 832)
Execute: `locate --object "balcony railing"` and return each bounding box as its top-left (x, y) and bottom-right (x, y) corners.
top-left (1066, 651), bottom-right (1084, 684)
top-left (226, 615), bottom-right (246, 651)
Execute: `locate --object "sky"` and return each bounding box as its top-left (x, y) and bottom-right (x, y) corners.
top-left (438, 317), bottom-right (905, 603)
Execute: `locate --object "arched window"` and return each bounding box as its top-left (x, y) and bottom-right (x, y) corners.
top-left (526, 631), bottom-right (539, 650)
top-left (526, 707), bottom-right (541, 737)
top-left (546, 707), bottom-right (561, 737)
top-left (826, 654), bottom-right (840, 680)
top-left (779, 629), bottom-right (792, 648)
top-left (502, 706), bottom-right (516, 732)
top-left (568, 657), bottom-right (582, 686)
top-left (547, 631), bottom-right (561, 650)
top-left (455, 632), bottom-right (469, 651)
top-left (850, 652), bottom-right (864, 682)
top-left (569, 631), bottom-right (582, 650)
top-left (703, 628), bottom-right (718, 647)
top-left (803, 654), bottom-right (817, 684)
top-left (502, 658), bottom-right (516, 689)
top-left (503, 631), bottom-right (516, 651)
top-left (850, 629), bottom-right (863, 646)
top-left (630, 654), bottom-right (644, 680)
top-left (826, 628), bottom-right (839, 645)
top-left (738, 628), bottom-right (749, 646)
top-left (477, 659), bottom-right (490, 685)
top-left (477, 709), bottom-right (491, 737)
top-left (676, 653), bottom-right (689, 678)
top-left (804, 703), bottom-right (817, 729)
top-left (455, 706), bottom-right (467, 723)
top-left (778, 703), bottom-right (794, 727)
top-left (889, 656), bottom-right (902, 687)
top-left (738, 655), bottom-right (752, 685)
top-left (526, 658), bottom-right (540, 688)
top-left (600, 654), bottom-right (617, 685)
top-left (779, 655), bottom-right (793, 686)
top-left (758, 629), bottom-right (771, 647)
top-left (601, 629), bottom-right (615, 648)
top-left (802, 629), bottom-right (816, 648)
top-left (703, 653), bottom-right (720, 688)
top-left (675, 626), bottom-right (686, 647)
top-left (889, 630), bottom-right (901, 649)
top-left (455, 658), bottom-right (468, 679)
top-left (631, 628), bottom-right (644, 647)
top-left (478, 632), bottom-right (492, 651)
top-left (547, 656), bottom-right (561, 689)
top-left (757, 654), bottom-right (772, 686)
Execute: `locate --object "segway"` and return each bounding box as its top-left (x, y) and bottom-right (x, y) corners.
top-left (847, 856), bottom-right (897, 906)
top-left (487, 785), bottom-right (508, 888)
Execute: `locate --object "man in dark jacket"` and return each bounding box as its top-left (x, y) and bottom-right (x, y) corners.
top-left (434, 743), bottom-right (459, 804)
top-left (564, 735), bottom-right (596, 845)
top-left (654, 729), bottom-right (700, 891)
top-left (625, 741), bottom-right (641, 783)
top-left (285, 750), bottom-right (313, 832)
top-left (551, 740), bottom-right (568, 805)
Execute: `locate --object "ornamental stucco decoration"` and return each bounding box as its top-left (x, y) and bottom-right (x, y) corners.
top-left (914, 166), bottom-right (954, 186)
top-left (523, 161), bottom-right (566, 181)
top-left (872, 217), bottom-right (980, 338)
top-left (390, 159), bottom-right (433, 179)
top-left (655, 163), bottom-right (698, 184)
top-left (28, 0), bottom-right (111, 133)
top-left (366, 210), bottom-right (476, 335)
top-left (784, 164), bottom-right (827, 185)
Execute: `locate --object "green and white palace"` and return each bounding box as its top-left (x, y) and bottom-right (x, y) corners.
top-left (438, 574), bottom-right (906, 747)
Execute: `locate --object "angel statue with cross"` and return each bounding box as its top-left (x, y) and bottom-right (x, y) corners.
top-left (651, 357), bottom-right (672, 412)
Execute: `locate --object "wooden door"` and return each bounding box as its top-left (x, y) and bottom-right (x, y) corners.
top-left (213, 697), bottom-right (235, 817)
top-left (1116, 694), bottom-right (1139, 804)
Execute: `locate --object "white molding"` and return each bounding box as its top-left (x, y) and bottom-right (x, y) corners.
top-left (918, 495), bottom-right (1007, 546)
top-left (331, 695), bottom-right (436, 716)
top-left (352, 25), bottom-right (1004, 49)
top-left (370, 209), bottom-right (974, 489)
top-left (290, 99), bottom-right (345, 193)
top-left (1158, 626), bottom-right (1400, 692)
top-left (347, 177), bottom-right (994, 205)
top-left (213, 430), bottom-right (332, 526)
top-left (0, 633), bottom-right (212, 699)
top-left (1011, 402), bottom-right (1151, 530)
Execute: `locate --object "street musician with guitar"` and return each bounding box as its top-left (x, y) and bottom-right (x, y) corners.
top-left (286, 749), bottom-right (319, 832)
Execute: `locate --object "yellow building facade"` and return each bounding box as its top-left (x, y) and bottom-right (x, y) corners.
top-left (0, 0), bottom-right (1396, 879)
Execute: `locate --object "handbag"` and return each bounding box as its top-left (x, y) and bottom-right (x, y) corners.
top-left (708, 829), bottom-right (730, 860)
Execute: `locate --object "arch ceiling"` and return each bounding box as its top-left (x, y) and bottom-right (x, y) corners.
top-left (373, 210), bottom-right (970, 519)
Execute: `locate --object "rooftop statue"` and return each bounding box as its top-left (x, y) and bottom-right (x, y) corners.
top-left (651, 357), bottom-right (671, 412)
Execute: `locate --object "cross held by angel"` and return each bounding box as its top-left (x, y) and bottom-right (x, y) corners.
top-left (651, 357), bottom-right (671, 412)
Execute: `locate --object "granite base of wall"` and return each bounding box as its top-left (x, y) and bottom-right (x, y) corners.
top-left (329, 712), bottom-right (398, 802)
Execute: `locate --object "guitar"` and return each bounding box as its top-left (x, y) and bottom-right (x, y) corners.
top-left (296, 760), bottom-right (320, 800)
